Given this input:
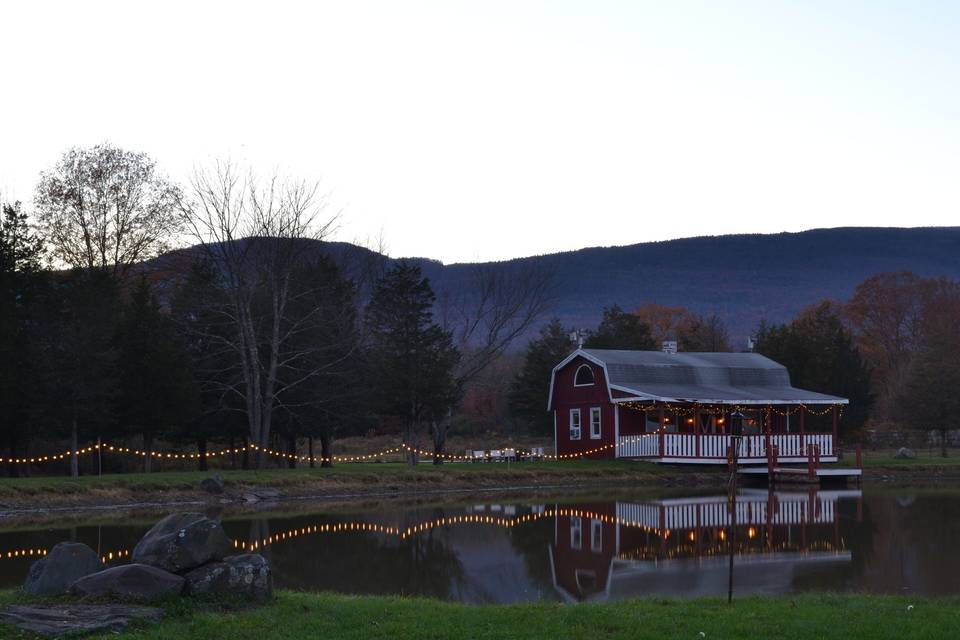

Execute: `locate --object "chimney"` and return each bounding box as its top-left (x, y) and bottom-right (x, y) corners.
top-left (661, 340), bottom-right (678, 354)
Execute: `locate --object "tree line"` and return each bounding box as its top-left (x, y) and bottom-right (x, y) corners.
top-left (508, 277), bottom-right (960, 455)
top-left (0, 144), bottom-right (552, 475)
top-left (3, 144), bottom-right (958, 475)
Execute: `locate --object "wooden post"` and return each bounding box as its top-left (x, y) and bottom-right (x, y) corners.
top-left (694, 409), bottom-right (701, 459)
top-left (764, 408), bottom-right (772, 459)
top-left (799, 405), bottom-right (806, 454)
top-left (807, 445), bottom-right (816, 479)
top-left (658, 408), bottom-right (665, 458)
top-left (831, 405), bottom-right (838, 455)
top-left (855, 444), bottom-right (862, 469)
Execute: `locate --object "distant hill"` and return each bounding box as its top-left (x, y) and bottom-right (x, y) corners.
top-left (155, 227), bottom-right (960, 345)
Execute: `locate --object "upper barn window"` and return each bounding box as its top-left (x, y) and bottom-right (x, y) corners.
top-left (574, 364), bottom-right (595, 386)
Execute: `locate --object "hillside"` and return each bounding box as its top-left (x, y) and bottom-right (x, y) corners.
top-left (156, 227), bottom-right (960, 344)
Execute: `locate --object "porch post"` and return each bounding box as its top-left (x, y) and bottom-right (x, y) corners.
top-left (658, 407), bottom-right (665, 458)
top-left (694, 408), bottom-right (701, 459)
top-left (799, 406), bottom-right (806, 454)
top-left (831, 405), bottom-right (838, 455)
top-left (764, 407), bottom-right (772, 457)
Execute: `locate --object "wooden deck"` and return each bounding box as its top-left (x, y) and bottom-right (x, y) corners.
top-left (738, 466), bottom-right (862, 485)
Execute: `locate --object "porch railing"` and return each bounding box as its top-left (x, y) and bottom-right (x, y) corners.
top-left (616, 433), bottom-right (834, 460)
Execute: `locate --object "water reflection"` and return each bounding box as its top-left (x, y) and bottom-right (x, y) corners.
top-left (1, 488), bottom-right (959, 601)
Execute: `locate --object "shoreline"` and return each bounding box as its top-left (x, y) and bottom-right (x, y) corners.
top-left (0, 461), bottom-right (954, 519)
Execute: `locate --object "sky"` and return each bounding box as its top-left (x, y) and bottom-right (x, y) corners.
top-left (1, 1), bottom-right (958, 263)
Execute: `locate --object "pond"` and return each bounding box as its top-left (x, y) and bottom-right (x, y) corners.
top-left (1, 487), bottom-right (958, 603)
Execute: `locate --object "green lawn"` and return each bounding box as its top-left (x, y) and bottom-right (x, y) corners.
top-left (0, 459), bottom-right (683, 499)
top-left (0, 591), bottom-right (956, 640)
top-left (861, 448), bottom-right (960, 469)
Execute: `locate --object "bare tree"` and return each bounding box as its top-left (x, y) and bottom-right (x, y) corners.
top-left (34, 143), bottom-right (181, 279)
top-left (178, 161), bottom-right (339, 467)
top-left (430, 264), bottom-right (554, 462)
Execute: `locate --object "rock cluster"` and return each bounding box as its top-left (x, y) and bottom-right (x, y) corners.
top-left (9, 512), bottom-right (272, 635)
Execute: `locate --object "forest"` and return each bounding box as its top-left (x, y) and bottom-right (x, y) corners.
top-left (2, 144), bottom-right (959, 477)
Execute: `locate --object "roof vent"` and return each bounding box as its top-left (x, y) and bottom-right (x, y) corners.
top-left (661, 340), bottom-right (678, 354)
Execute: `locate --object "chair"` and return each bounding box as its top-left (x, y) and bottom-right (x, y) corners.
top-left (473, 450), bottom-right (486, 463)
top-left (465, 449), bottom-right (473, 462)
top-left (489, 449), bottom-right (502, 462)
top-left (503, 448), bottom-right (516, 461)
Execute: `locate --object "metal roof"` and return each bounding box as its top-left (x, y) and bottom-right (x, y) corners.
top-left (578, 349), bottom-right (847, 405)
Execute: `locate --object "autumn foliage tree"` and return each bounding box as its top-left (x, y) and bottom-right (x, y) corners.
top-left (755, 302), bottom-right (872, 439)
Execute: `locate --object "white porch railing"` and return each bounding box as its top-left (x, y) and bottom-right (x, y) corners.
top-left (617, 433), bottom-right (833, 460)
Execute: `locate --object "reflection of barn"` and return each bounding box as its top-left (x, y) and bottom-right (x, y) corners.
top-left (548, 348), bottom-right (848, 463)
top-left (549, 490), bottom-right (860, 602)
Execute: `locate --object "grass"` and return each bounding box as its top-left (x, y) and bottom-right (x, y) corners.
top-left (860, 448), bottom-right (960, 469)
top-left (0, 459), bottom-right (698, 509)
top-left (0, 590), bottom-right (957, 640)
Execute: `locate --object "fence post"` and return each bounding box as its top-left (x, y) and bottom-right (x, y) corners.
top-left (855, 444), bottom-right (862, 469)
top-left (807, 445), bottom-right (816, 479)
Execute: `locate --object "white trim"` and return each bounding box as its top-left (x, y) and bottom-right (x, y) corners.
top-left (569, 408), bottom-right (582, 441)
top-left (590, 518), bottom-right (603, 553)
top-left (590, 406), bottom-right (602, 440)
top-left (574, 363), bottom-right (596, 387)
top-left (614, 405), bottom-right (620, 458)
top-left (570, 516), bottom-right (582, 550)
top-left (553, 410), bottom-right (557, 455)
top-left (547, 350), bottom-right (615, 409)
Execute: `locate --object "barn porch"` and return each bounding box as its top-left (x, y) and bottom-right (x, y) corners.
top-left (613, 402), bottom-right (841, 464)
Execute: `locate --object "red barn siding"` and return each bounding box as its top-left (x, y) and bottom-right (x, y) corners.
top-left (551, 356), bottom-right (616, 459)
top-left (550, 503), bottom-right (617, 600)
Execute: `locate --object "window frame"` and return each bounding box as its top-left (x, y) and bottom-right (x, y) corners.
top-left (573, 364), bottom-right (595, 387)
top-left (590, 518), bottom-right (603, 552)
top-left (569, 408), bottom-right (582, 441)
top-left (570, 516), bottom-right (582, 550)
top-left (589, 406), bottom-right (602, 440)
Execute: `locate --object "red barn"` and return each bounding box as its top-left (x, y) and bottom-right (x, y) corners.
top-left (547, 348), bottom-right (847, 464)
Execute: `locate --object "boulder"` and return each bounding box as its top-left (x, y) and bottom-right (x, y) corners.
top-left (200, 474), bottom-right (224, 494)
top-left (132, 512), bottom-right (231, 573)
top-left (895, 447), bottom-right (916, 459)
top-left (24, 542), bottom-right (103, 595)
top-left (69, 564), bottom-right (185, 601)
top-left (0, 604), bottom-right (162, 637)
top-left (183, 554), bottom-right (272, 600)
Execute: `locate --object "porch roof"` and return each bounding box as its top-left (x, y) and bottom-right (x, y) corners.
top-left (581, 349), bottom-right (848, 405)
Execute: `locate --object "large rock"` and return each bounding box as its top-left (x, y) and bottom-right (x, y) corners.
top-left (895, 447), bottom-right (916, 459)
top-left (24, 542), bottom-right (102, 595)
top-left (132, 512), bottom-right (231, 573)
top-left (69, 564), bottom-right (185, 601)
top-left (200, 474), bottom-right (224, 494)
top-left (0, 604), bottom-right (162, 637)
top-left (183, 554), bottom-right (272, 600)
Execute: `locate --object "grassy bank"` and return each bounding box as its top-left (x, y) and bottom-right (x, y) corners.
top-left (0, 460), bottom-right (718, 512)
top-left (1, 591), bottom-right (956, 639)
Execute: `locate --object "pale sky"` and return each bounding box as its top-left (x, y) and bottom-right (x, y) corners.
top-left (1, 1), bottom-right (958, 263)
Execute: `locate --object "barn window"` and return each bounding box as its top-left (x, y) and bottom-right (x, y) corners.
top-left (590, 407), bottom-right (602, 439)
top-left (569, 409), bottom-right (581, 440)
top-left (570, 517), bottom-right (582, 549)
top-left (591, 519), bottom-right (603, 552)
top-left (574, 364), bottom-right (595, 386)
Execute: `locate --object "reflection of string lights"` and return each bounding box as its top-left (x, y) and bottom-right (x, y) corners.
top-left (1, 504), bottom-right (843, 565)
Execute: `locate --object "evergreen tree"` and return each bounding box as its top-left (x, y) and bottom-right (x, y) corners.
top-left (117, 277), bottom-right (198, 471)
top-left (0, 202), bottom-right (46, 475)
top-left (169, 259), bottom-right (247, 470)
top-left (584, 305), bottom-right (656, 350)
top-left (273, 256), bottom-right (365, 467)
top-left (36, 270), bottom-right (121, 476)
top-left (508, 319), bottom-right (573, 435)
top-left (365, 263), bottom-right (460, 464)
top-left (754, 302), bottom-right (872, 439)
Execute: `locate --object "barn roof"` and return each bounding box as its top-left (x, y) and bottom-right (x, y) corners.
top-left (548, 349), bottom-right (848, 407)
